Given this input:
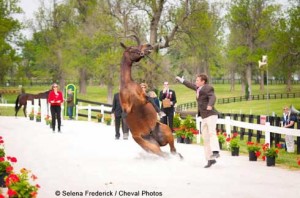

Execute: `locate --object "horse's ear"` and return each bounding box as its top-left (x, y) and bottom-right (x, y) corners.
top-left (120, 42), bottom-right (127, 49)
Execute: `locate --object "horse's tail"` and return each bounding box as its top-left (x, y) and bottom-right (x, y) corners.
top-left (15, 95), bottom-right (20, 112)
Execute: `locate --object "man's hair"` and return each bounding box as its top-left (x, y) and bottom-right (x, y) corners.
top-left (197, 73), bottom-right (208, 84)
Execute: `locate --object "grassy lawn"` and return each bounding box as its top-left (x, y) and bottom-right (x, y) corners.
top-left (1, 83), bottom-right (300, 169)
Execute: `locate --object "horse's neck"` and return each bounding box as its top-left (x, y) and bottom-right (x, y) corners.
top-left (120, 55), bottom-right (133, 85)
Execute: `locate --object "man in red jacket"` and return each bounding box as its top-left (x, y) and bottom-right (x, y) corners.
top-left (48, 83), bottom-right (64, 133)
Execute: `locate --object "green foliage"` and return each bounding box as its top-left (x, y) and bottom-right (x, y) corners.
top-left (175, 130), bottom-right (184, 138)
top-left (0, 161), bottom-right (11, 174)
top-left (247, 142), bottom-right (261, 152)
top-left (184, 131), bottom-right (194, 140)
top-left (173, 114), bottom-right (181, 128)
top-left (0, 148), bottom-right (5, 158)
top-left (0, 0), bottom-right (22, 83)
top-left (217, 132), bottom-right (226, 144)
top-left (229, 138), bottom-right (240, 149)
top-left (182, 115), bottom-right (196, 130)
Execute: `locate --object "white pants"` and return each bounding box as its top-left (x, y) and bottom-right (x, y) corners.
top-left (201, 115), bottom-right (220, 160)
top-left (285, 135), bottom-right (294, 153)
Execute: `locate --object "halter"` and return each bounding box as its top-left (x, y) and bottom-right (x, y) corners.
top-left (126, 47), bottom-right (145, 62)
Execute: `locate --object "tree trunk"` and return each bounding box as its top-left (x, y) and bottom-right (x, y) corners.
top-left (286, 72), bottom-right (292, 92)
top-left (107, 84), bottom-right (114, 104)
top-left (230, 71), bottom-right (235, 92)
top-left (79, 68), bottom-right (87, 94)
top-left (260, 70), bottom-right (264, 91)
top-left (246, 64), bottom-right (252, 98)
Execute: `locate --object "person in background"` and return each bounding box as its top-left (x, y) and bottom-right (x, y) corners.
top-left (48, 83), bottom-right (64, 133)
top-left (176, 74), bottom-right (220, 168)
top-left (282, 106), bottom-right (297, 153)
top-left (148, 91), bottom-right (160, 110)
top-left (159, 81), bottom-right (176, 132)
top-left (66, 89), bottom-right (74, 120)
top-left (140, 83), bottom-right (165, 118)
top-left (111, 92), bottom-right (129, 140)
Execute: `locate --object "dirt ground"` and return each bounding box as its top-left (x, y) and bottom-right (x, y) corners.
top-left (0, 116), bottom-right (300, 198)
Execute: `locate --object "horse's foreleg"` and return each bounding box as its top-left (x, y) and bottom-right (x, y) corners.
top-left (132, 136), bottom-right (164, 157)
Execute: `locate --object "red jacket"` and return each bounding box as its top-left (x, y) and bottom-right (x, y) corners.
top-left (48, 90), bottom-right (64, 106)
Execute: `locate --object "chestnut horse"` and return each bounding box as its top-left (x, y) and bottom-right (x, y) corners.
top-left (15, 90), bottom-right (50, 117)
top-left (119, 42), bottom-right (182, 158)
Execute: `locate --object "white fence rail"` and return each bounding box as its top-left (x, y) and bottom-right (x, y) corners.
top-left (76, 104), bottom-right (112, 122)
top-left (196, 116), bottom-right (300, 145)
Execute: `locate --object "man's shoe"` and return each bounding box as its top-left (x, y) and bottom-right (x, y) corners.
top-left (159, 111), bottom-right (166, 118)
top-left (204, 160), bottom-right (216, 168)
top-left (210, 153), bottom-right (220, 159)
top-left (115, 137), bottom-right (120, 140)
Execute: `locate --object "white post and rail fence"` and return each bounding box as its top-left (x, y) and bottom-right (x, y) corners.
top-left (2, 101), bottom-right (300, 152)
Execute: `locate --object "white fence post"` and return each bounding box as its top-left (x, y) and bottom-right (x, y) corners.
top-left (100, 105), bottom-right (104, 123)
top-left (225, 116), bottom-right (231, 137)
top-left (75, 105), bottom-right (79, 120)
top-left (40, 99), bottom-right (47, 123)
top-left (265, 122), bottom-right (271, 145)
top-left (196, 115), bottom-right (201, 144)
top-left (26, 100), bottom-right (32, 117)
top-left (87, 105), bottom-right (91, 122)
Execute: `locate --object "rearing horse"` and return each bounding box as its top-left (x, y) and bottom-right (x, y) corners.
top-left (119, 42), bottom-right (182, 158)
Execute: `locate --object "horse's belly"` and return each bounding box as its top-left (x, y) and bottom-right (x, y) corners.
top-left (126, 105), bottom-right (157, 134)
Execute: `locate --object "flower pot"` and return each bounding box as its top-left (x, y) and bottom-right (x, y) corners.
top-left (29, 117), bottom-right (34, 120)
top-left (231, 147), bottom-right (239, 156)
top-left (0, 172), bottom-right (8, 187)
top-left (184, 138), bottom-right (192, 144)
top-left (249, 151), bottom-right (257, 161)
top-left (36, 118), bottom-right (41, 122)
top-left (177, 137), bottom-right (184, 143)
top-left (219, 141), bottom-right (223, 150)
top-left (266, 156), bottom-right (276, 166)
top-left (97, 118), bottom-right (102, 123)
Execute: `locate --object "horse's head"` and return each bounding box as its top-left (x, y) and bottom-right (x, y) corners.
top-left (120, 42), bottom-right (153, 62)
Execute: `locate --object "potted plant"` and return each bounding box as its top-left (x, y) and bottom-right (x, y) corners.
top-left (174, 130), bottom-right (185, 143)
top-left (227, 132), bottom-right (240, 156)
top-left (104, 116), bottom-right (112, 125)
top-left (36, 112), bottom-right (41, 122)
top-left (5, 168), bottom-right (40, 198)
top-left (184, 131), bottom-right (194, 144)
top-left (179, 115), bottom-right (197, 144)
top-left (96, 113), bottom-right (103, 122)
top-left (29, 109), bottom-right (34, 120)
top-left (173, 114), bottom-right (181, 129)
top-left (247, 142), bottom-right (261, 161)
top-left (0, 159), bottom-right (12, 187)
top-left (45, 115), bottom-right (52, 127)
top-left (217, 131), bottom-right (226, 150)
top-left (262, 143), bottom-right (279, 166)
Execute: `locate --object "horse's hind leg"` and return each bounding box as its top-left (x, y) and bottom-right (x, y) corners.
top-left (15, 105), bottom-right (20, 117)
top-left (23, 104), bottom-right (27, 117)
top-left (158, 123), bottom-right (183, 159)
top-left (132, 135), bottom-right (164, 157)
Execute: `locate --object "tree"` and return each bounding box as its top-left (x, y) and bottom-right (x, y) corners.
top-left (270, 0), bottom-right (300, 91)
top-left (226, 0), bottom-right (279, 96)
top-left (0, 0), bottom-right (22, 84)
